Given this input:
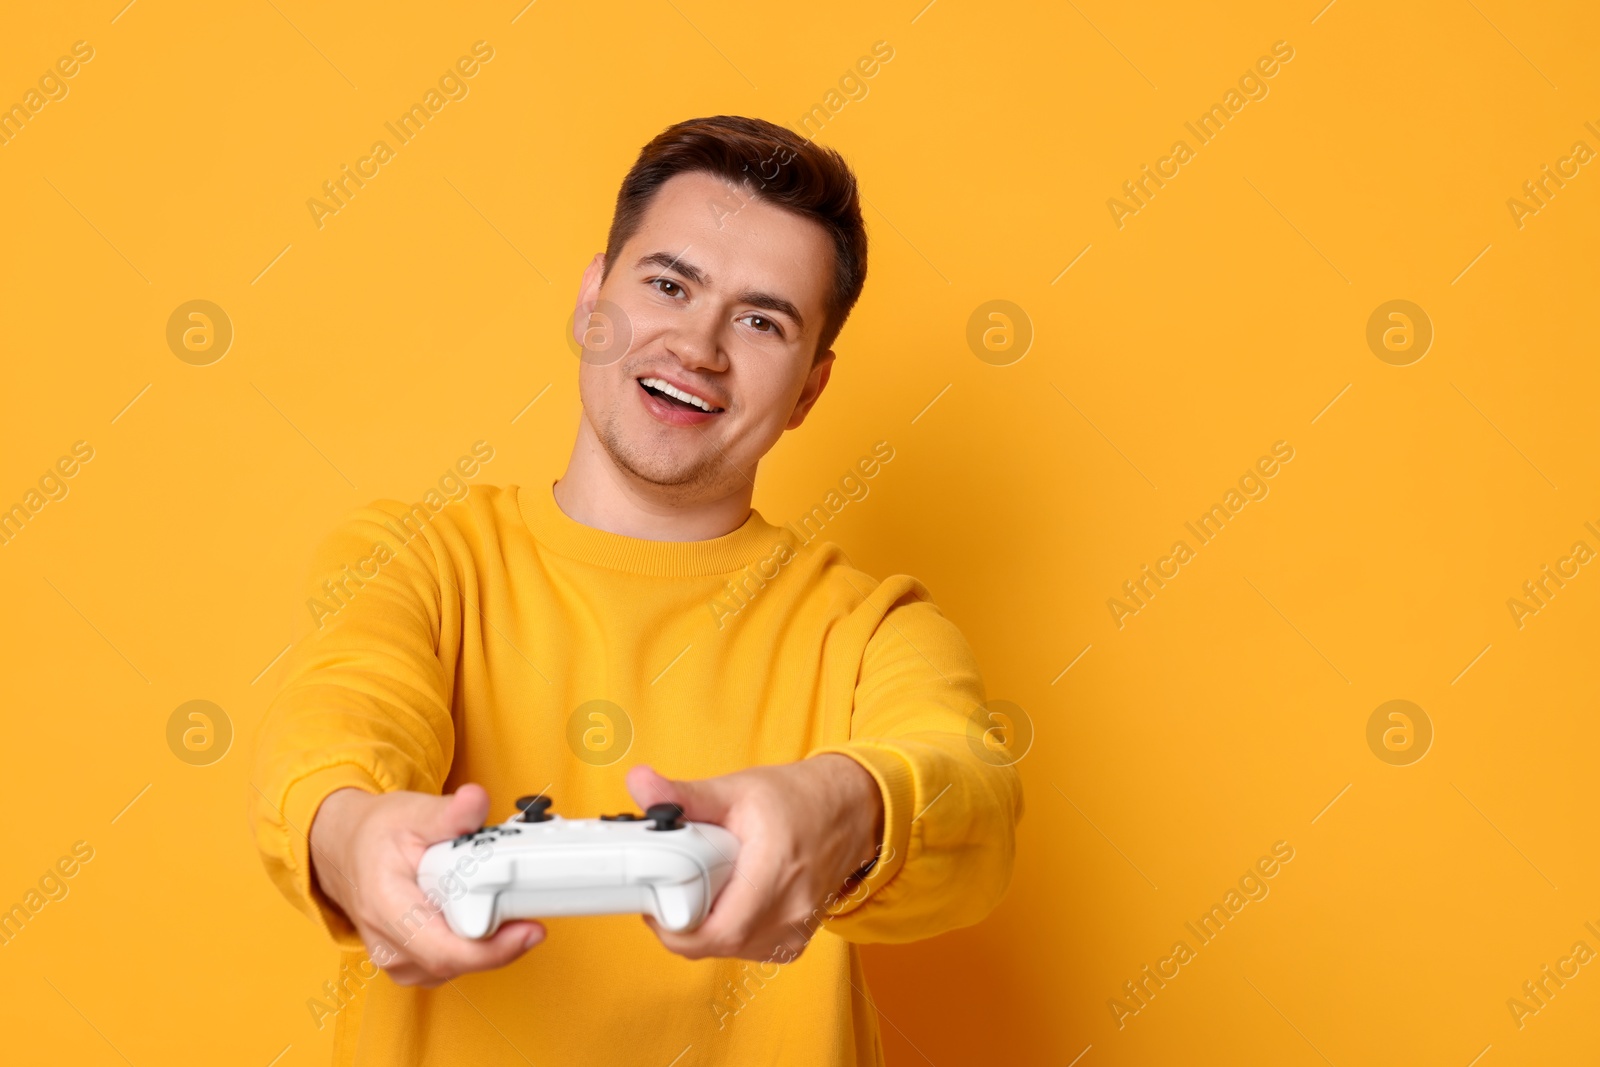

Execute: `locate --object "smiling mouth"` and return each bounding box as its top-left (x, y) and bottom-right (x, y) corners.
top-left (638, 377), bottom-right (725, 414)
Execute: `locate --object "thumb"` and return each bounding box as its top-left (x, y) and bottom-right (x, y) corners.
top-left (419, 783), bottom-right (491, 843)
top-left (626, 765), bottom-right (734, 825)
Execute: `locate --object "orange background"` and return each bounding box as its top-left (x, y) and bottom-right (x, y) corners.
top-left (2, 1), bottom-right (1598, 1063)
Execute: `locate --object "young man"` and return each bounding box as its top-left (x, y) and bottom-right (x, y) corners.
top-left (252, 114), bottom-right (1022, 1065)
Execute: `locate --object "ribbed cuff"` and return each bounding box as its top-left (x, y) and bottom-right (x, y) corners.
top-left (282, 762), bottom-right (388, 952)
top-left (806, 743), bottom-right (916, 913)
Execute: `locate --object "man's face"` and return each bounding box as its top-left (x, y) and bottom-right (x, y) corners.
top-left (572, 170), bottom-right (837, 501)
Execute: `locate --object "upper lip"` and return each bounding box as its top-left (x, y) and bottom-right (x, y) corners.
top-left (636, 373), bottom-right (726, 412)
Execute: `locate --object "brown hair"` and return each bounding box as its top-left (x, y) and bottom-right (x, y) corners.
top-left (603, 115), bottom-right (868, 357)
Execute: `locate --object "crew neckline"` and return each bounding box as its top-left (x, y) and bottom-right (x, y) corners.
top-left (513, 481), bottom-right (794, 577)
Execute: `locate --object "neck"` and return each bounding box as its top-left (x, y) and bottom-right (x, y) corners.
top-left (553, 417), bottom-right (754, 541)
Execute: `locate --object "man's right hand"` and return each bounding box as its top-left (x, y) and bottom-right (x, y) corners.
top-left (308, 784), bottom-right (545, 987)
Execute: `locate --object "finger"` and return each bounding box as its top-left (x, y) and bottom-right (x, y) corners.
top-left (397, 910), bottom-right (546, 979)
top-left (647, 912), bottom-right (800, 963)
top-left (380, 960), bottom-right (430, 986)
top-left (624, 765), bottom-right (676, 809)
top-left (364, 856), bottom-right (545, 975)
top-left (416, 783), bottom-right (491, 844)
top-left (642, 914), bottom-right (717, 959)
top-left (643, 861), bottom-right (766, 959)
top-left (626, 765), bottom-right (734, 825)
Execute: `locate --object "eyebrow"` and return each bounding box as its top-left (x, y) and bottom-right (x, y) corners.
top-left (634, 250), bottom-right (806, 333)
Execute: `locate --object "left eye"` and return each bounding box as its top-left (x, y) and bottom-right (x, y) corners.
top-left (652, 278), bottom-right (684, 297)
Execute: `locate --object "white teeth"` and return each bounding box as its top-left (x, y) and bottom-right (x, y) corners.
top-left (640, 377), bottom-right (718, 413)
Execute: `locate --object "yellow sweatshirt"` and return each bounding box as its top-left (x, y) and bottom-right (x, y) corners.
top-left (251, 475), bottom-right (1023, 1066)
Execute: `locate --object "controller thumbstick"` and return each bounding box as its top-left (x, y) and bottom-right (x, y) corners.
top-left (516, 795), bottom-right (553, 823)
top-left (645, 802), bottom-right (685, 831)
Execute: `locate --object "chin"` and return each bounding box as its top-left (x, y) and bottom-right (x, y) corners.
top-left (602, 432), bottom-right (724, 492)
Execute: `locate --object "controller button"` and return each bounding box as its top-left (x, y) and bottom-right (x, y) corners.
top-left (516, 795), bottom-right (554, 823)
top-left (645, 803), bottom-right (685, 831)
top-left (600, 813), bottom-right (642, 821)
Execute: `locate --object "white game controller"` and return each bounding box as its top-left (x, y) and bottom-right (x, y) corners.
top-left (416, 795), bottom-right (740, 937)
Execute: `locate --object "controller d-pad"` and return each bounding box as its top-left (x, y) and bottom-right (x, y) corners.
top-left (451, 824), bottom-right (524, 848)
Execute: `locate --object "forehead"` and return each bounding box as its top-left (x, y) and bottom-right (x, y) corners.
top-left (620, 170), bottom-right (835, 322)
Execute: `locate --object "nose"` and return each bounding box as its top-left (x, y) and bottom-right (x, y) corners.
top-left (663, 305), bottom-right (728, 374)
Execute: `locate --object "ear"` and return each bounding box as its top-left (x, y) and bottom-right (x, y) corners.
top-left (786, 350), bottom-right (835, 430)
top-left (572, 252), bottom-right (607, 349)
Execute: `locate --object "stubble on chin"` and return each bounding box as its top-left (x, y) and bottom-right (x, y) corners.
top-left (592, 405), bottom-right (739, 501)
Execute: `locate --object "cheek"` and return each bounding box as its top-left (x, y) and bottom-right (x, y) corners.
top-left (575, 361), bottom-right (627, 422)
top-left (582, 298), bottom-right (643, 364)
top-left (624, 304), bottom-right (674, 350)
top-left (762, 369), bottom-right (816, 434)
top-left (717, 373), bottom-right (791, 444)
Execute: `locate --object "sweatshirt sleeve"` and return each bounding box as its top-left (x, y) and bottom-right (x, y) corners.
top-left (249, 501), bottom-right (462, 950)
top-left (808, 576), bottom-right (1024, 944)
